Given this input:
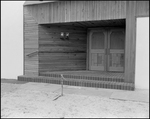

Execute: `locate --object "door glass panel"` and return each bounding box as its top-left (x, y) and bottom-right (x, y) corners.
top-left (110, 31), bottom-right (125, 49)
top-left (91, 32), bottom-right (105, 49)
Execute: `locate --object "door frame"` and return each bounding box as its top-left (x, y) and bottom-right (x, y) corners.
top-left (87, 27), bottom-right (125, 72)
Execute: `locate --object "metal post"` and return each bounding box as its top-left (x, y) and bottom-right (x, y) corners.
top-left (53, 74), bottom-right (65, 101)
top-left (60, 74), bottom-right (65, 96)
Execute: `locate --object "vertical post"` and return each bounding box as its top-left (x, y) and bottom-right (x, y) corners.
top-left (61, 74), bottom-right (64, 96)
top-left (125, 1), bottom-right (136, 83)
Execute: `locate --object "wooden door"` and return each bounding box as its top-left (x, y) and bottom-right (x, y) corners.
top-left (107, 29), bottom-right (125, 72)
top-left (89, 30), bottom-right (107, 71)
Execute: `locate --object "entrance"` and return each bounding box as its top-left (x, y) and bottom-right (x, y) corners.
top-left (89, 28), bottom-right (125, 72)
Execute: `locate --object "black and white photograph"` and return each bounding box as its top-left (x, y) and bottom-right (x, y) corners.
top-left (1, 1), bottom-right (149, 118)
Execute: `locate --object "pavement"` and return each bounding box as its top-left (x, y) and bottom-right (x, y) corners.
top-left (1, 79), bottom-right (28, 84)
top-left (55, 85), bottom-right (149, 103)
top-left (1, 79), bottom-right (149, 103)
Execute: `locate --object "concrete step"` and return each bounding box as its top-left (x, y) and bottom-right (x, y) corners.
top-left (18, 75), bottom-right (134, 91)
top-left (40, 72), bottom-right (124, 82)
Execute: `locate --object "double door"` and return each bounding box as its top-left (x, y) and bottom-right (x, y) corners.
top-left (89, 28), bottom-right (125, 72)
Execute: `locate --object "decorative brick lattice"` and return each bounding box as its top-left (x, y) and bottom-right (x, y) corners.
top-left (18, 71), bottom-right (134, 91)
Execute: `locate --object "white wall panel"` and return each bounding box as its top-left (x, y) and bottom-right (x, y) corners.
top-left (135, 17), bottom-right (149, 89)
top-left (1, 1), bottom-right (25, 79)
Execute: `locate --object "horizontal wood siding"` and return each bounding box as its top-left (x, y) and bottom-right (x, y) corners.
top-left (24, 6), bottom-right (39, 76)
top-left (39, 25), bottom-right (87, 72)
top-left (26, 1), bottom-right (126, 24)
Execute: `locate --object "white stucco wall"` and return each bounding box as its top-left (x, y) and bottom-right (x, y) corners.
top-left (1, 1), bottom-right (25, 79)
top-left (135, 17), bottom-right (149, 89)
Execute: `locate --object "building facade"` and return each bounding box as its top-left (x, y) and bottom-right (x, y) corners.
top-left (18, 1), bottom-right (149, 90)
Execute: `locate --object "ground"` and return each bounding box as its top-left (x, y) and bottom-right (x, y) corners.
top-left (1, 79), bottom-right (149, 118)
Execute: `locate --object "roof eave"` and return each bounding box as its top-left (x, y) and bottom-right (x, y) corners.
top-left (23, 1), bottom-right (56, 6)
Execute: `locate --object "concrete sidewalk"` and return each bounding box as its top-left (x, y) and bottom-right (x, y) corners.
top-left (1, 79), bottom-right (28, 84)
top-left (1, 79), bottom-right (149, 103)
top-left (54, 85), bottom-right (149, 103)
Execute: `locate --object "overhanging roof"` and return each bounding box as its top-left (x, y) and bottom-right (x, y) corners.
top-left (24, 1), bottom-right (56, 6)
top-left (41, 19), bottom-right (126, 28)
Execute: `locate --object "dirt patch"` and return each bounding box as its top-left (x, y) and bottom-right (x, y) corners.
top-left (1, 82), bottom-right (27, 98)
top-left (1, 82), bottom-right (149, 118)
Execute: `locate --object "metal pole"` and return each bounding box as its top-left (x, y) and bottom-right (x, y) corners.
top-left (60, 74), bottom-right (64, 96)
top-left (53, 74), bottom-right (65, 101)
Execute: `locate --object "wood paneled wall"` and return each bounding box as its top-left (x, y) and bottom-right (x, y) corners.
top-left (25, 1), bottom-right (126, 24)
top-left (136, 1), bottom-right (149, 17)
top-left (24, 1), bottom-right (149, 24)
top-left (24, 7), bottom-right (39, 76)
top-left (38, 25), bottom-right (87, 72)
top-left (23, 1), bottom-right (149, 80)
top-left (125, 1), bottom-right (136, 83)
top-left (125, 1), bottom-right (149, 83)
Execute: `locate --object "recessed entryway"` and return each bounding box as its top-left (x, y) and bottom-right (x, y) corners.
top-left (89, 28), bottom-right (125, 72)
